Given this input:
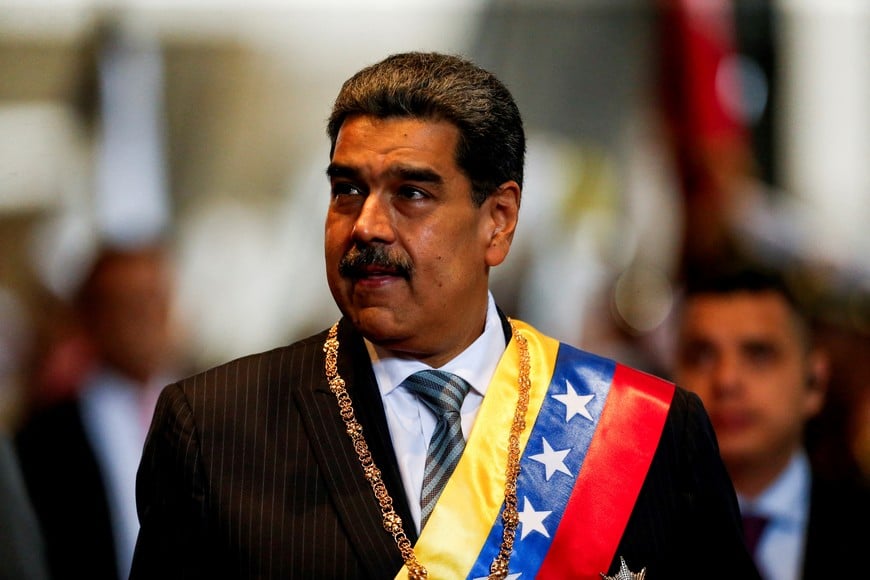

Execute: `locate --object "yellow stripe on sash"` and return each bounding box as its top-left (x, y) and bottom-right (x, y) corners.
top-left (395, 320), bottom-right (560, 579)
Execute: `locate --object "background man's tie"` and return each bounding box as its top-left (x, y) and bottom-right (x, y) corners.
top-left (403, 370), bottom-right (472, 528)
top-left (741, 512), bottom-right (769, 563)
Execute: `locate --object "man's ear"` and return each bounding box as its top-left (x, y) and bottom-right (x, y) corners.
top-left (804, 348), bottom-right (830, 418)
top-left (807, 348), bottom-right (829, 389)
top-left (483, 181), bottom-right (521, 268)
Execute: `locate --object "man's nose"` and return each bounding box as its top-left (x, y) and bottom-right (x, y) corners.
top-left (711, 355), bottom-right (741, 393)
top-left (352, 193), bottom-right (394, 244)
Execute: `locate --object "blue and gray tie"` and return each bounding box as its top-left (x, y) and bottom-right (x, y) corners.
top-left (403, 369), bottom-right (472, 528)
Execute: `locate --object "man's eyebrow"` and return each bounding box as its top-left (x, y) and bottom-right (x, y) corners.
top-left (739, 338), bottom-right (778, 352)
top-left (389, 165), bottom-right (443, 185)
top-left (326, 163), bottom-right (358, 180)
top-left (326, 162), bottom-right (443, 185)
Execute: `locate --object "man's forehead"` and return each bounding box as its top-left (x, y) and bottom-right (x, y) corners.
top-left (329, 116), bottom-right (462, 178)
top-left (333, 114), bottom-right (459, 148)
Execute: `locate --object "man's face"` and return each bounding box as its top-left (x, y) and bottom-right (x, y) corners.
top-left (89, 254), bottom-right (173, 383)
top-left (324, 115), bottom-right (517, 367)
top-left (673, 291), bottom-right (824, 473)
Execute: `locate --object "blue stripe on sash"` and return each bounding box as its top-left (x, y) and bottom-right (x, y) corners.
top-left (466, 343), bottom-right (615, 579)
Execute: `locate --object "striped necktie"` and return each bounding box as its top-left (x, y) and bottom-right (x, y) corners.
top-left (403, 369), bottom-right (472, 528)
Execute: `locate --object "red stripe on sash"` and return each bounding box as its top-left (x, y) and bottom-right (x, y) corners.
top-left (537, 364), bottom-right (674, 578)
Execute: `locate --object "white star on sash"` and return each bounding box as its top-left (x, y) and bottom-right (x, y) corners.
top-left (529, 437), bottom-right (572, 480)
top-left (518, 496), bottom-right (552, 540)
top-left (552, 380), bottom-right (594, 421)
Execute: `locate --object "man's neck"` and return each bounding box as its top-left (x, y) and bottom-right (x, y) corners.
top-left (728, 446), bottom-right (801, 499)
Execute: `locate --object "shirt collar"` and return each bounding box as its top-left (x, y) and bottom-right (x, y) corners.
top-left (738, 449), bottom-right (811, 526)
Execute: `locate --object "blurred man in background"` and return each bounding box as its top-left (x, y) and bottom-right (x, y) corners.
top-left (15, 243), bottom-right (178, 580)
top-left (672, 264), bottom-right (870, 580)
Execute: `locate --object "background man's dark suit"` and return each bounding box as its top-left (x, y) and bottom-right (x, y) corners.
top-left (802, 475), bottom-right (870, 578)
top-left (132, 316), bottom-right (759, 579)
top-left (15, 400), bottom-right (120, 580)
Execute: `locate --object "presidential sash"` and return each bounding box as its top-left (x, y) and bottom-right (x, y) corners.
top-left (395, 319), bottom-right (673, 579)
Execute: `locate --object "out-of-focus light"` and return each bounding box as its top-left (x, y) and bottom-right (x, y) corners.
top-left (612, 265), bottom-right (674, 334)
top-left (716, 53), bottom-right (769, 126)
top-left (94, 27), bottom-right (170, 247)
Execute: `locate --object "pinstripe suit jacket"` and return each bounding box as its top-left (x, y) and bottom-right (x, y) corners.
top-left (130, 316), bottom-right (760, 579)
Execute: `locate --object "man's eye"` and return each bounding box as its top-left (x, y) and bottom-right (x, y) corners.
top-left (679, 343), bottom-right (715, 369)
top-left (397, 186), bottom-right (427, 200)
top-left (332, 182), bottom-right (362, 197)
top-left (745, 344), bottom-right (777, 366)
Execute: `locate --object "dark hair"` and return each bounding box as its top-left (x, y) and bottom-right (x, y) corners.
top-left (327, 52), bottom-right (525, 206)
top-left (684, 264), bottom-right (797, 304)
top-left (682, 263), bottom-right (812, 347)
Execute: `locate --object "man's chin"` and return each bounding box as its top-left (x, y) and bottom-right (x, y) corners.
top-left (351, 307), bottom-right (405, 343)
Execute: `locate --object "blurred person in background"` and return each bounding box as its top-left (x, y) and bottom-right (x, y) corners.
top-left (15, 243), bottom-right (179, 580)
top-left (671, 263), bottom-right (870, 580)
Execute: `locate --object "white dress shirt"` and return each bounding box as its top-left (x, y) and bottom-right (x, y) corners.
top-left (366, 293), bottom-right (507, 533)
top-left (79, 367), bottom-right (164, 579)
top-left (738, 450), bottom-right (811, 580)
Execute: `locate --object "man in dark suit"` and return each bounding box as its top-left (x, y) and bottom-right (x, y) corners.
top-left (15, 244), bottom-right (176, 580)
top-left (131, 52), bottom-right (759, 579)
top-left (671, 264), bottom-right (870, 579)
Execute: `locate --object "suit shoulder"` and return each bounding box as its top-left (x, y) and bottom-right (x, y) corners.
top-left (169, 328), bottom-right (331, 397)
top-left (14, 398), bottom-right (84, 449)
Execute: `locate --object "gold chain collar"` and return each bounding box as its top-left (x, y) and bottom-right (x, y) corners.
top-left (323, 320), bottom-right (531, 579)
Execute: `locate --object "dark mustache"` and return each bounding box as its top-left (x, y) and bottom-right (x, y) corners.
top-left (339, 245), bottom-right (413, 279)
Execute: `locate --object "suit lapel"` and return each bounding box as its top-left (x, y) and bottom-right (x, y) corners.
top-left (294, 320), bottom-right (414, 579)
top-left (338, 320), bottom-right (418, 545)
